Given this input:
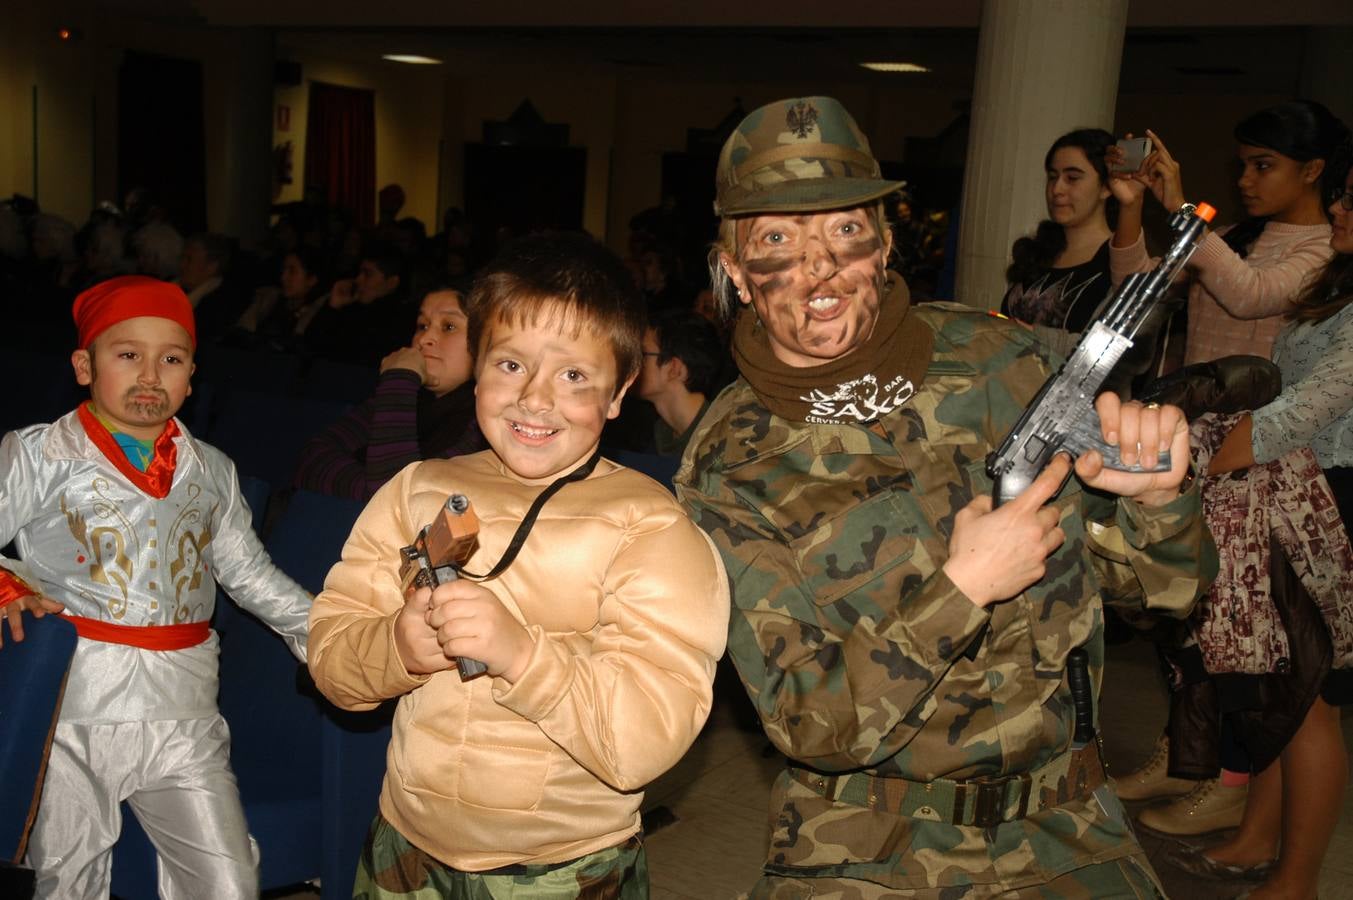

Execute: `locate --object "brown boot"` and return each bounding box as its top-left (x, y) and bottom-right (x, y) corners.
top-left (1115, 734), bottom-right (1195, 802)
top-left (1137, 777), bottom-right (1247, 837)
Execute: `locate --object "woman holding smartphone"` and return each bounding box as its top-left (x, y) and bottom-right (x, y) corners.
top-left (1002, 128), bottom-right (1117, 358)
top-left (1110, 101), bottom-right (1346, 366)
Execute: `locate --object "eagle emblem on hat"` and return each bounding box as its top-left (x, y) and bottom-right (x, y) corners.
top-left (786, 101), bottom-right (819, 139)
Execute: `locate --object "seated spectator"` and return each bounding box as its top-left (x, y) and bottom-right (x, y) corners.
top-left (304, 242), bottom-right (412, 366)
top-left (0, 203), bottom-right (25, 265)
top-left (377, 183), bottom-right (405, 226)
top-left (15, 214), bottom-right (81, 349)
top-left (887, 189), bottom-right (930, 285)
top-left (30, 213), bottom-right (80, 290)
top-left (231, 245), bottom-right (330, 353)
top-left (636, 310), bottom-right (727, 457)
top-left (293, 282), bottom-right (483, 500)
top-left (75, 220), bottom-right (133, 291)
top-left (132, 220), bottom-right (183, 281)
top-left (179, 232), bottom-right (248, 345)
top-left (391, 217), bottom-right (427, 258)
top-left (636, 242), bottom-right (694, 316)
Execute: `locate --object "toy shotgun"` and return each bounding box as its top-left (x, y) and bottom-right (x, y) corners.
top-left (986, 201), bottom-right (1216, 507)
top-left (399, 493), bottom-right (488, 680)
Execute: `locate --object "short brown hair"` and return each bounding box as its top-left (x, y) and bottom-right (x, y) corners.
top-left (466, 232), bottom-right (644, 393)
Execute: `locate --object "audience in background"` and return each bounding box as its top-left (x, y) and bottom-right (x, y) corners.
top-left (179, 232), bottom-right (249, 344)
top-left (231, 244), bottom-right (331, 352)
top-left (305, 242), bottom-right (412, 367)
top-left (636, 309), bottom-right (728, 458)
top-left (77, 220), bottom-right (134, 290)
top-left (132, 220), bottom-right (184, 281)
top-left (293, 282), bottom-right (483, 500)
top-left (886, 190), bottom-right (929, 283)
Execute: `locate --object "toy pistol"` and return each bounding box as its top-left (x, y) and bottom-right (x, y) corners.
top-left (399, 493), bottom-right (488, 680)
top-left (986, 201), bottom-right (1217, 507)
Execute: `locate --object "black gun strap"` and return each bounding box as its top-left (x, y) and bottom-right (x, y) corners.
top-left (457, 448), bottom-right (603, 582)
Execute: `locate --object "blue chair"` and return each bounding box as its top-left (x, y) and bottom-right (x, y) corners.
top-left (605, 448), bottom-right (681, 494)
top-left (205, 391), bottom-right (350, 491)
top-left (110, 488), bottom-right (386, 899)
top-left (214, 476), bottom-right (326, 890)
top-left (110, 474), bottom-right (321, 898)
top-left (192, 346), bottom-right (304, 396)
top-left (0, 612), bottom-right (78, 895)
top-left (297, 359), bottom-right (378, 404)
top-left (0, 352), bottom-right (85, 435)
top-left (265, 490), bottom-right (392, 900)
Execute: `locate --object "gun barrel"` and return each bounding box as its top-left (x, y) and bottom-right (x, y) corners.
top-left (988, 201), bottom-right (1212, 507)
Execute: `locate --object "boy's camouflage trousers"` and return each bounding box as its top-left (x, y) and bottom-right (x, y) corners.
top-left (352, 813), bottom-right (649, 899)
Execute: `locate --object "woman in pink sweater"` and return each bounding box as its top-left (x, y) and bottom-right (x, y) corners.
top-left (1109, 101), bottom-right (1346, 366)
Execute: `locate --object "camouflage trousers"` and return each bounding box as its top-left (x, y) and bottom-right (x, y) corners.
top-left (746, 853), bottom-right (1163, 899)
top-left (352, 814), bottom-right (649, 899)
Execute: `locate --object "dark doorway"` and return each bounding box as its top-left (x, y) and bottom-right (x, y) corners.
top-left (659, 152), bottom-right (720, 287)
top-left (117, 51), bottom-right (207, 233)
top-left (463, 144), bottom-right (586, 242)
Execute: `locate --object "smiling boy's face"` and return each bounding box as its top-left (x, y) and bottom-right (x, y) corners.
top-left (473, 304), bottom-right (631, 481)
top-left (71, 316), bottom-right (195, 440)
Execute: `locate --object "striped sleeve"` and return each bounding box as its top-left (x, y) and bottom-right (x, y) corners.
top-left (292, 369), bottom-right (422, 500)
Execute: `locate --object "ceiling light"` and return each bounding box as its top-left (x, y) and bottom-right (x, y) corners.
top-left (382, 54), bottom-right (443, 65)
top-left (860, 62), bottom-right (930, 73)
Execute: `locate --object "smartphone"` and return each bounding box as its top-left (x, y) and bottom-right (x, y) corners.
top-left (1111, 137), bottom-right (1152, 173)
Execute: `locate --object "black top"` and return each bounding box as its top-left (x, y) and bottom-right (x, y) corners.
top-left (1001, 240), bottom-right (1111, 334)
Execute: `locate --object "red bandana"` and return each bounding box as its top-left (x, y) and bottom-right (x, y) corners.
top-left (77, 402), bottom-right (180, 498)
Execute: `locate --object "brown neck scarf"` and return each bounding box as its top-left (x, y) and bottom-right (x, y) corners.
top-left (733, 275), bottom-right (934, 424)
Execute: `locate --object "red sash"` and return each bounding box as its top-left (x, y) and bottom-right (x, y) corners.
top-left (0, 570), bottom-right (36, 608)
top-left (65, 615), bottom-right (210, 650)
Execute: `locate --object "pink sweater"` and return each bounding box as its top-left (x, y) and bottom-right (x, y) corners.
top-left (1110, 221), bottom-right (1332, 365)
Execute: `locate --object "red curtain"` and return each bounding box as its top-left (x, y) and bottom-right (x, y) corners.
top-left (304, 82), bottom-right (376, 226)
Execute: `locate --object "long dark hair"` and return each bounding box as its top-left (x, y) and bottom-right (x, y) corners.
top-left (1007, 128), bottom-right (1116, 286)
top-left (1289, 138), bottom-right (1353, 323)
top-left (1222, 100), bottom-right (1350, 258)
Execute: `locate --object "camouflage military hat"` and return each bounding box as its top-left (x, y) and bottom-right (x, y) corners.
top-left (714, 96), bottom-right (904, 217)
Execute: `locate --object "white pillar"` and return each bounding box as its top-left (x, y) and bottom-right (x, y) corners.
top-left (214, 27), bottom-right (275, 249)
top-left (955, 0), bottom-right (1128, 309)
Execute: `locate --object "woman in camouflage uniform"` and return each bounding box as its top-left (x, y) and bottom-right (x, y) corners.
top-left (674, 96), bottom-right (1218, 898)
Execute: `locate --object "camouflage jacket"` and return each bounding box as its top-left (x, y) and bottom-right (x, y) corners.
top-left (674, 303), bottom-right (1217, 889)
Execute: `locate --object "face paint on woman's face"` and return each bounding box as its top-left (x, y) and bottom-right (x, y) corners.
top-left (727, 207), bottom-right (890, 368)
